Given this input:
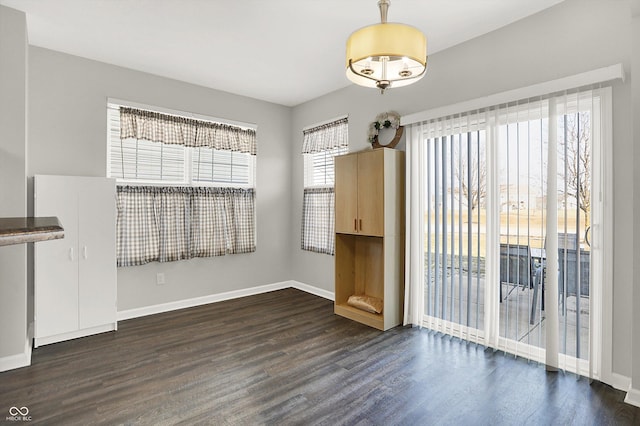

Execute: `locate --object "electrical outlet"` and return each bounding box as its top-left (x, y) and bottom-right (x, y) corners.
top-left (156, 273), bottom-right (166, 285)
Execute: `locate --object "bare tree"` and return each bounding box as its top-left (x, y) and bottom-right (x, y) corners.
top-left (455, 137), bottom-right (486, 212)
top-left (559, 112), bottom-right (591, 226)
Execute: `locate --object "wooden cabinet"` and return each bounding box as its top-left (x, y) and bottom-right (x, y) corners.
top-left (334, 148), bottom-right (404, 331)
top-left (335, 154), bottom-right (359, 234)
top-left (335, 150), bottom-right (384, 236)
top-left (34, 175), bottom-right (117, 347)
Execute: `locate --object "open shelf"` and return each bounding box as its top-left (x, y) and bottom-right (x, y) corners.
top-left (335, 233), bottom-right (397, 331)
top-left (334, 303), bottom-right (383, 330)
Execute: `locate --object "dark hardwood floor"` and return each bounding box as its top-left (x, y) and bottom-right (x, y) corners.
top-left (1, 288), bottom-right (638, 425)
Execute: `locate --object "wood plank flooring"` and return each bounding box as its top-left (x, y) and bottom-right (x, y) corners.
top-left (1, 288), bottom-right (638, 425)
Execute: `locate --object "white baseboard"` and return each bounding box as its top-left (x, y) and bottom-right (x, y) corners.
top-left (117, 280), bottom-right (334, 321)
top-left (34, 323), bottom-right (117, 348)
top-left (600, 372), bottom-right (640, 407)
top-left (25, 321), bottom-right (33, 363)
top-left (625, 386), bottom-right (640, 408)
top-left (0, 325), bottom-right (33, 373)
top-left (0, 351), bottom-right (30, 373)
top-left (609, 372), bottom-right (631, 393)
top-left (290, 280), bottom-right (334, 301)
top-left (118, 281), bottom-right (291, 321)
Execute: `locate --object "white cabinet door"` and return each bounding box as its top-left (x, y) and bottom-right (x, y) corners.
top-left (78, 178), bottom-right (117, 329)
top-left (34, 176), bottom-right (80, 338)
top-left (34, 175), bottom-right (117, 342)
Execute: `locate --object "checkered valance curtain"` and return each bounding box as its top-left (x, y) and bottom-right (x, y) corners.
top-left (301, 187), bottom-right (335, 255)
top-left (120, 107), bottom-right (257, 155)
top-left (116, 186), bottom-right (255, 267)
top-left (302, 117), bottom-right (348, 154)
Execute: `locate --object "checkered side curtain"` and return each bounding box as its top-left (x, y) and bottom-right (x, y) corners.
top-left (120, 107), bottom-right (257, 155)
top-left (302, 117), bottom-right (348, 154)
top-left (190, 187), bottom-right (256, 257)
top-left (301, 187), bottom-right (335, 255)
top-left (116, 186), bottom-right (255, 266)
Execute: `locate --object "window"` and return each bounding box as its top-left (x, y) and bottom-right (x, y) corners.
top-left (107, 104), bottom-right (255, 187)
top-left (192, 148), bottom-right (251, 185)
top-left (108, 102), bottom-right (257, 266)
top-left (304, 146), bottom-right (348, 188)
top-left (301, 117), bottom-right (348, 255)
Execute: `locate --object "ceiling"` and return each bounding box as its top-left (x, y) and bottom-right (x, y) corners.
top-left (0, 0), bottom-right (564, 107)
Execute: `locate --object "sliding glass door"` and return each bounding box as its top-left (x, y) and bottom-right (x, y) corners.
top-left (421, 89), bottom-right (605, 375)
top-left (423, 122), bottom-right (486, 343)
top-left (497, 103), bottom-right (549, 360)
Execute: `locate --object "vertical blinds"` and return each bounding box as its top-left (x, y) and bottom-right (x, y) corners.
top-left (406, 85), bottom-right (609, 378)
top-left (422, 120), bottom-right (486, 342)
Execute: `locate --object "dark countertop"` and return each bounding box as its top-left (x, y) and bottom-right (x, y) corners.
top-left (0, 217), bottom-right (64, 246)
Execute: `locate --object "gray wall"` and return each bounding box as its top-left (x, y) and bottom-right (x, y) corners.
top-left (631, 0), bottom-right (640, 396)
top-left (290, 0), bottom-right (635, 378)
top-left (27, 47), bottom-right (293, 312)
top-left (0, 5), bottom-right (28, 359)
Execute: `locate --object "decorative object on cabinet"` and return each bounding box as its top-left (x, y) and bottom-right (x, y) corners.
top-left (334, 148), bottom-right (405, 330)
top-left (368, 111), bottom-right (403, 149)
top-left (34, 175), bottom-right (117, 347)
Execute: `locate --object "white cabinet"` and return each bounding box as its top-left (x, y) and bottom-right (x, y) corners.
top-left (34, 175), bottom-right (117, 347)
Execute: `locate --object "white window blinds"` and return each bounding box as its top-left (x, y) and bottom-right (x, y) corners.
top-left (303, 146), bottom-right (348, 187)
top-left (192, 148), bottom-right (251, 185)
top-left (109, 106), bottom-right (185, 182)
top-left (108, 104), bottom-right (255, 187)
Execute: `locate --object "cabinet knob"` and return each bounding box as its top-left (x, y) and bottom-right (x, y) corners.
top-left (354, 218), bottom-right (357, 231)
top-left (83, 246), bottom-right (88, 260)
top-left (69, 247), bottom-right (74, 261)
top-left (359, 219), bottom-right (362, 231)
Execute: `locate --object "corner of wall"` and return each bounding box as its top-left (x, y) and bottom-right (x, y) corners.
top-left (290, 280), bottom-right (334, 301)
top-left (0, 328), bottom-right (32, 373)
top-left (630, 0), bottom-right (640, 408)
top-left (0, 2), bottom-right (30, 366)
top-left (625, 386), bottom-right (640, 408)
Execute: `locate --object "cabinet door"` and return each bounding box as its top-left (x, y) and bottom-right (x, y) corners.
top-left (335, 154), bottom-right (359, 234)
top-left (357, 150), bottom-right (384, 236)
top-left (78, 178), bottom-right (117, 329)
top-left (34, 176), bottom-right (80, 338)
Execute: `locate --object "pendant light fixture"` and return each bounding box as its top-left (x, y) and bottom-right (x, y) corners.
top-left (345, 0), bottom-right (427, 93)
